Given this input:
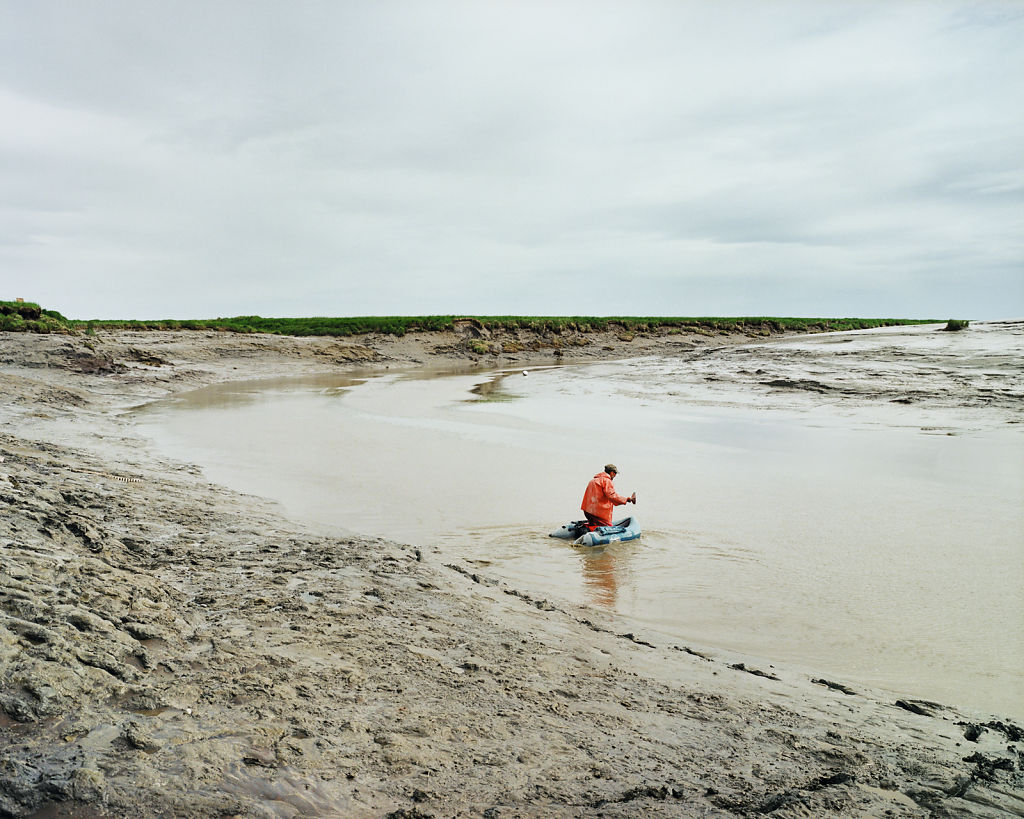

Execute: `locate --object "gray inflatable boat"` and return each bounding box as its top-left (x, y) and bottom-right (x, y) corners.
top-left (550, 516), bottom-right (641, 547)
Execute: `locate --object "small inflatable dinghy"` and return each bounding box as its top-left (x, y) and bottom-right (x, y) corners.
top-left (549, 516), bottom-right (641, 547)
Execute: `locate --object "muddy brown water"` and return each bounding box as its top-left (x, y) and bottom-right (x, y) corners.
top-left (135, 322), bottom-right (1024, 719)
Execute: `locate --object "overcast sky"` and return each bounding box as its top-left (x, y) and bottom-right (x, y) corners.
top-left (2, 1), bottom-right (1022, 320)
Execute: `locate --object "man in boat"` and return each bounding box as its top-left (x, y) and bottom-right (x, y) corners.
top-left (581, 464), bottom-right (636, 529)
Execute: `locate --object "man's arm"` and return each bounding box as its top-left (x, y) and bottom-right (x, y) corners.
top-left (605, 482), bottom-right (632, 506)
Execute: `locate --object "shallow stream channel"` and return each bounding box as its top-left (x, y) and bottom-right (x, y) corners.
top-left (134, 322), bottom-right (1024, 719)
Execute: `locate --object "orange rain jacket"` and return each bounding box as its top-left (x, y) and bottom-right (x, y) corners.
top-left (581, 471), bottom-right (630, 527)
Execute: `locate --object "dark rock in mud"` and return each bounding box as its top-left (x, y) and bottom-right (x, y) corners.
top-left (71, 354), bottom-right (126, 375)
top-left (126, 348), bottom-right (170, 366)
top-left (730, 662), bottom-right (780, 681)
top-left (761, 378), bottom-right (835, 393)
top-left (959, 719), bottom-right (1024, 743)
top-left (963, 752), bottom-right (1016, 781)
top-left (812, 678), bottom-right (857, 695)
top-left (895, 699), bottom-right (944, 717)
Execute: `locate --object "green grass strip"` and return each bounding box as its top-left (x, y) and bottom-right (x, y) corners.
top-left (1, 301), bottom-right (940, 336)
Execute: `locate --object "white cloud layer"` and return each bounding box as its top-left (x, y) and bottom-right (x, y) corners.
top-left (2, 0), bottom-right (1022, 319)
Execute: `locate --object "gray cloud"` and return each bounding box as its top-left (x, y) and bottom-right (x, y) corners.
top-left (1, 0), bottom-right (1021, 319)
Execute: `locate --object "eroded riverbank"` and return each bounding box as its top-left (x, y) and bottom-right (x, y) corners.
top-left (135, 323), bottom-right (1024, 717)
top-left (2, 327), bottom-right (1022, 817)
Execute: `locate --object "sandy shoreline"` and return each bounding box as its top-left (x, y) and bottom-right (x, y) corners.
top-left (1, 327), bottom-right (1022, 818)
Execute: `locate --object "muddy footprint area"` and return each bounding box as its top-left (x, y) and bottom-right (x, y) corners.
top-left (628, 319), bottom-right (1024, 422)
top-left (4, 437), bottom-right (1022, 818)
top-left (0, 330), bottom-right (1022, 817)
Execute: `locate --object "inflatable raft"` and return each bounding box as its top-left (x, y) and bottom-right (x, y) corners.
top-left (549, 516), bottom-right (641, 547)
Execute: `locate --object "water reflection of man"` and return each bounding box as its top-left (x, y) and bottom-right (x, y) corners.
top-left (581, 548), bottom-right (619, 608)
top-left (581, 464), bottom-right (636, 528)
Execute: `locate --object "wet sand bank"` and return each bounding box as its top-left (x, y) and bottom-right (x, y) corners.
top-left (1, 327), bottom-right (1022, 817)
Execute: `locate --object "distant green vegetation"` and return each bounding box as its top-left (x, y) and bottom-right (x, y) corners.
top-left (0, 300), bottom-right (68, 333)
top-left (942, 319), bottom-right (970, 332)
top-left (65, 314), bottom-right (932, 336)
top-left (1, 301), bottom-right (937, 337)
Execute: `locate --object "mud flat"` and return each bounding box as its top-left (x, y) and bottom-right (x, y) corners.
top-left (1, 327), bottom-right (1022, 818)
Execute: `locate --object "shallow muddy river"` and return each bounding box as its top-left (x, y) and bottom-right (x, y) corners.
top-left (136, 322), bottom-right (1024, 718)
